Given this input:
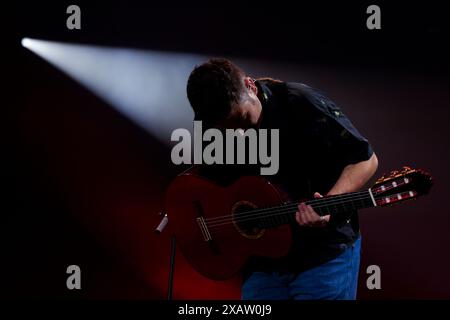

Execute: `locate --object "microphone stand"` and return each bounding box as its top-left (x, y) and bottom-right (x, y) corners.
top-left (155, 212), bottom-right (175, 300)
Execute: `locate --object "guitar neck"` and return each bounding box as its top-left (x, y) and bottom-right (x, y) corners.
top-left (308, 190), bottom-right (375, 216)
top-left (257, 190), bottom-right (375, 228)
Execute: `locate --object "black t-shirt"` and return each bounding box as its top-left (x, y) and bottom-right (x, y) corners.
top-left (196, 79), bottom-right (374, 274)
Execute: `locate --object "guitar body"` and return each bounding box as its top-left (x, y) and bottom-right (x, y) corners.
top-left (165, 169), bottom-right (292, 280)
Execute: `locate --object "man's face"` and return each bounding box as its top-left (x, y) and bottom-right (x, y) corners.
top-left (219, 77), bottom-right (262, 129)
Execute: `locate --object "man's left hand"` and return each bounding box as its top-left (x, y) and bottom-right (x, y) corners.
top-left (295, 192), bottom-right (330, 227)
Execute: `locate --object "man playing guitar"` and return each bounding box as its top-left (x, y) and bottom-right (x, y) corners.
top-left (185, 58), bottom-right (379, 300)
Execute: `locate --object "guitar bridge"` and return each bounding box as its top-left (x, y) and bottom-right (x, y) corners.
top-left (193, 201), bottom-right (219, 254)
top-left (196, 217), bottom-right (212, 241)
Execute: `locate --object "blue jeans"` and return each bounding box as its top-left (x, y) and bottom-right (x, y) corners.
top-left (241, 237), bottom-right (361, 300)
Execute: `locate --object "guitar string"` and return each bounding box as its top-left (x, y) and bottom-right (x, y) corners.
top-left (207, 207), bottom-right (330, 231)
top-left (205, 193), bottom-right (375, 228)
top-left (205, 190), bottom-right (369, 221)
top-left (205, 193), bottom-right (372, 227)
top-left (203, 180), bottom-right (406, 224)
top-left (204, 190), bottom-right (370, 224)
top-left (206, 196), bottom-right (371, 228)
top-left (206, 201), bottom-right (368, 230)
top-left (206, 195), bottom-right (384, 230)
top-left (206, 202), bottom-right (371, 229)
top-left (207, 191), bottom-right (411, 229)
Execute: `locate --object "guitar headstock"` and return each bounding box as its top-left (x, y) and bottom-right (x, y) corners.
top-left (371, 166), bottom-right (433, 207)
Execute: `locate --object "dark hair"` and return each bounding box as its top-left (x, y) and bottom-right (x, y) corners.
top-left (186, 58), bottom-right (247, 126)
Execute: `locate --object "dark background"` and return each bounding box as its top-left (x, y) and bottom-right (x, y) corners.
top-left (6, 1), bottom-right (450, 299)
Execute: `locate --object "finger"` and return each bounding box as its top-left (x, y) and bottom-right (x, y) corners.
top-left (315, 214), bottom-right (330, 227)
top-left (296, 210), bottom-right (308, 226)
top-left (295, 203), bottom-right (305, 226)
top-left (314, 192), bottom-right (323, 199)
top-left (300, 203), bottom-right (310, 225)
top-left (295, 211), bottom-right (302, 225)
top-left (306, 205), bottom-right (330, 227)
top-left (304, 205), bottom-right (319, 223)
top-left (300, 212), bottom-right (309, 226)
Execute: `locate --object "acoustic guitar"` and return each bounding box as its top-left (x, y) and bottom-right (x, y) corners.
top-left (165, 166), bottom-right (432, 280)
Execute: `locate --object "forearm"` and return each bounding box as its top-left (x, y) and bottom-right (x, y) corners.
top-left (327, 153), bottom-right (379, 196)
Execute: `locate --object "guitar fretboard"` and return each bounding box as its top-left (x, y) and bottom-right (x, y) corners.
top-left (254, 190), bottom-right (374, 228)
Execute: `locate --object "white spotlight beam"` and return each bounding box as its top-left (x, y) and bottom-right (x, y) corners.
top-left (21, 37), bottom-right (206, 143)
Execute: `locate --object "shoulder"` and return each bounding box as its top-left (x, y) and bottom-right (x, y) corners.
top-left (285, 82), bottom-right (344, 118)
top-left (285, 82), bottom-right (326, 104)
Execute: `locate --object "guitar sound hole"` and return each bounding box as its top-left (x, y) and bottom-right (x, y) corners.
top-left (231, 201), bottom-right (265, 239)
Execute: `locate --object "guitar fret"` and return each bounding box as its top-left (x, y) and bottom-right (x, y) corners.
top-left (350, 199), bottom-right (357, 210)
top-left (276, 208), bottom-right (283, 226)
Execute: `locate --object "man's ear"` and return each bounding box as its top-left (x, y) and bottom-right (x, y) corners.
top-left (245, 76), bottom-right (258, 95)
